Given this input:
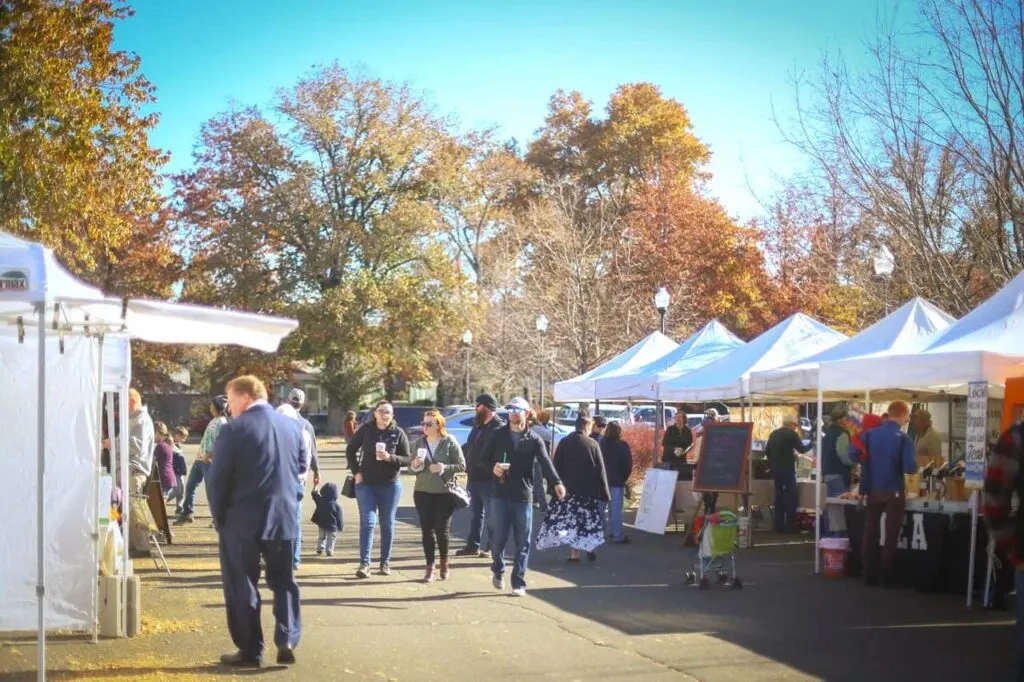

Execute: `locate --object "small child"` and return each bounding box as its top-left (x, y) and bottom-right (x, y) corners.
top-left (168, 426), bottom-right (189, 515)
top-left (311, 482), bottom-right (343, 556)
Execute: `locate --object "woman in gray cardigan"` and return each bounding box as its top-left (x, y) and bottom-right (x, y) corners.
top-left (409, 409), bottom-right (467, 582)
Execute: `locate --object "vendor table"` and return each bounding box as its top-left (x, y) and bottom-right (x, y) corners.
top-left (826, 497), bottom-right (1000, 594)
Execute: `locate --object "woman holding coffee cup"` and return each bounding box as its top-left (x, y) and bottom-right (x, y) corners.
top-left (345, 400), bottom-right (412, 579)
top-left (409, 409), bottom-right (466, 582)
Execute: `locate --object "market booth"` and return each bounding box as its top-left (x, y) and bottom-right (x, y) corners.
top-left (0, 231), bottom-right (298, 681)
top-left (655, 313), bottom-right (847, 530)
top-left (806, 274), bottom-right (1024, 602)
top-left (553, 331), bottom-right (678, 402)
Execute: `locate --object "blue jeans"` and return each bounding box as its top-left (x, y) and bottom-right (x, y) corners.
top-left (773, 471), bottom-right (798, 533)
top-left (490, 497), bottom-right (533, 589)
top-left (607, 487), bottom-right (625, 540)
top-left (467, 479), bottom-right (494, 551)
top-left (533, 462), bottom-right (548, 512)
top-left (181, 461), bottom-right (207, 516)
top-left (823, 474), bottom-right (847, 536)
top-left (293, 480), bottom-right (305, 567)
top-left (355, 481), bottom-right (402, 565)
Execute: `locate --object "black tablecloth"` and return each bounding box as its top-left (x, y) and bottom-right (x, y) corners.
top-left (843, 505), bottom-right (1006, 594)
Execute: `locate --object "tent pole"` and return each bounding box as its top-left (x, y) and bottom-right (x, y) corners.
top-left (814, 385), bottom-right (824, 575)
top-left (92, 335), bottom-right (105, 644)
top-left (35, 303), bottom-right (46, 682)
top-left (119, 384), bottom-right (130, 588)
top-left (744, 396), bottom-right (753, 547)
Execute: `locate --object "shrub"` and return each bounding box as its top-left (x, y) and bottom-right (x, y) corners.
top-left (621, 425), bottom-right (659, 490)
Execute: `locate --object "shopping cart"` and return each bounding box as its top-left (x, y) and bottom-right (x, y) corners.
top-left (685, 510), bottom-right (742, 590)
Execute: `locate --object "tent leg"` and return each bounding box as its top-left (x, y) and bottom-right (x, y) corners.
top-left (92, 335), bottom-right (105, 645)
top-left (967, 491), bottom-right (979, 607)
top-left (36, 304), bottom-right (46, 682)
top-left (814, 386), bottom-right (823, 575)
top-left (744, 397), bottom-right (753, 547)
top-left (119, 385), bottom-right (130, 610)
top-left (983, 537), bottom-right (994, 608)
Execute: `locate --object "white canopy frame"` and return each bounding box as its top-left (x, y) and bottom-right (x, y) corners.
top-left (0, 230), bottom-right (298, 682)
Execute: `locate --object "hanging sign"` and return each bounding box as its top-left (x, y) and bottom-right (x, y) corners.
top-left (964, 381), bottom-right (988, 490)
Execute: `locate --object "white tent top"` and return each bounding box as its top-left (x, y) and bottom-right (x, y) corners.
top-left (0, 230), bottom-right (298, 352)
top-left (658, 313), bottom-right (847, 402)
top-left (818, 272), bottom-right (1024, 392)
top-left (593, 320), bottom-right (745, 400)
top-left (554, 331), bottom-right (678, 402)
top-left (748, 297), bottom-right (955, 397)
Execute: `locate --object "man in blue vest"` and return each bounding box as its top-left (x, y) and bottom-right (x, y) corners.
top-left (207, 375), bottom-right (304, 668)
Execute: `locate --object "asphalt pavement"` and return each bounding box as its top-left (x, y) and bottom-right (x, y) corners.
top-left (0, 445), bottom-right (1014, 681)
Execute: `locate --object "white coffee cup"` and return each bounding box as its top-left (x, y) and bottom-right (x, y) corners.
top-left (416, 448), bottom-right (428, 461)
top-left (375, 442), bottom-right (387, 460)
top-left (498, 462), bottom-right (511, 471)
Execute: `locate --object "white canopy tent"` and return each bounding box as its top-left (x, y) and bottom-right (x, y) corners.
top-left (817, 271), bottom-right (1024, 392)
top-left (657, 313), bottom-right (847, 403)
top-left (553, 331), bottom-right (678, 402)
top-left (803, 275), bottom-right (1024, 591)
top-left (593, 320), bottom-right (745, 400)
top-left (0, 231), bottom-right (298, 681)
top-left (748, 298), bottom-right (955, 399)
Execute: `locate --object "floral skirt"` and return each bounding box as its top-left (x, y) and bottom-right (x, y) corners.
top-left (536, 494), bottom-right (605, 553)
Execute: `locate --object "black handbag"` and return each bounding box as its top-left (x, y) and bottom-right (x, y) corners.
top-left (341, 474), bottom-right (357, 499)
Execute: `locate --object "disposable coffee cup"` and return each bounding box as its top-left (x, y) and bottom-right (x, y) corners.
top-left (416, 448), bottom-right (428, 461)
top-left (498, 463), bottom-right (511, 471)
top-left (375, 442), bottom-right (387, 460)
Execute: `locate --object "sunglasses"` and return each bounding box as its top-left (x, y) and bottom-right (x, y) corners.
top-left (507, 406), bottom-right (526, 414)
top-left (422, 421), bottom-right (437, 427)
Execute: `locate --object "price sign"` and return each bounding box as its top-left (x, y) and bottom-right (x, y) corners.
top-left (964, 381), bottom-right (988, 490)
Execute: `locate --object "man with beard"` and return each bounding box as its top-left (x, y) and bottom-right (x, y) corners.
top-left (455, 393), bottom-right (506, 557)
top-left (488, 397), bottom-right (564, 596)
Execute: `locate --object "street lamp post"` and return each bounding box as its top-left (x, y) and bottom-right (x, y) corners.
top-left (461, 329), bottom-right (473, 403)
top-left (655, 286), bottom-right (670, 335)
top-left (652, 287), bottom-right (671, 453)
top-left (873, 244), bottom-right (895, 315)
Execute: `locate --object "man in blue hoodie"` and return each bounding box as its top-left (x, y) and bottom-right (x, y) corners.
top-left (849, 400), bottom-right (918, 587)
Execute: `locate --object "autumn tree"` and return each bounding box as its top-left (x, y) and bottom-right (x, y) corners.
top-left (0, 0), bottom-right (166, 270)
top-left (627, 163), bottom-right (773, 338)
top-left (178, 65), bottom-right (470, 414)
top-left (778, 0), bottom-right (1024, 317)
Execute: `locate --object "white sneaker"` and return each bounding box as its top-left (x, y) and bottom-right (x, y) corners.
top-left (512, 586), bottom-right (527, 597)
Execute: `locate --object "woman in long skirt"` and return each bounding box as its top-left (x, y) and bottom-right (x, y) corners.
top-left (536, 415), bottom-right (610, 561)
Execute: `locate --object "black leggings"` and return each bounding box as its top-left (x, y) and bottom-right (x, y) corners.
top-left (413, 491), bottom-right (457, 564)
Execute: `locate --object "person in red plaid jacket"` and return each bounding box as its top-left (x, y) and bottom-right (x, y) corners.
top-left (983, 423), bottom-right (1023, 681)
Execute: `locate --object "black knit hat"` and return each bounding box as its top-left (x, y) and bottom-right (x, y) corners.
top-left (475, 392), bottom-right (498, 411)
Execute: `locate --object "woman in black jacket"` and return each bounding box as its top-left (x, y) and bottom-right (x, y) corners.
top-left (537, 416), bottom-right (611, 562)
top-left (600, 421), bottom-right (633, 544)
top-left (345, 400), bottom-right (411, 578)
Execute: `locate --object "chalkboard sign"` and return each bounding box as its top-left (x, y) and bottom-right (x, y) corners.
top-left (693, 422), bottom-right (754, 494)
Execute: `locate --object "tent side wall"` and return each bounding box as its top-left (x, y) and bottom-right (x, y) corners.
top-left (0, 334), bottom-right (98, 631)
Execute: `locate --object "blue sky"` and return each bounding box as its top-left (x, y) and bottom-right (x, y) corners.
top-left (115, 0), bottom-right (887, 221)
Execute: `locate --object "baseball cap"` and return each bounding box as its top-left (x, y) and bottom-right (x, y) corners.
top-left (212, 395), bottom-right (228, 413)
top-left (288, 388), bottom-right (306, 406)
top-left (475, 392), bottom-right (498, 411)
top-left (593, 415), bottom-right (608, 428)
top-left (505, 397), bottom-right (530, 413)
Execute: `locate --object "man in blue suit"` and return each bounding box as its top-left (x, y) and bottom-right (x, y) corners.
top-left (207, 375), bottom-right (305, 668)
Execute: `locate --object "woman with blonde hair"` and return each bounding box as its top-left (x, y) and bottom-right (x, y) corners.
top-left (409, 409), bottom-right (466, 582)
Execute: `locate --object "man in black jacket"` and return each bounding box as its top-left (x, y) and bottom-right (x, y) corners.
top-left (487, 397), bottom-right (564, 596)
top-left (661, 410), bottom-right (694, 478)
top-left (456, 393), bottom-right (506, 557)
top-left (766, 417), bottom-right (812, 534)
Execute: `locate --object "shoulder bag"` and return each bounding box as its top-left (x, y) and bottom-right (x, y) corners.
top-left (428, 439), bottom-right (470, 510)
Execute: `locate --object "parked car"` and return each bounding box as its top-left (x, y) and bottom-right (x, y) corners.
top-left (554, 403), bottom-right (631, 426)
top-left (305, 412), bottom-right (329, 436)
top-left (440, 404), bottom-right (473, 417)
top-left (354, 406), bottom-right (430, 438)
top-left (407, 409), bottom-right (571, 450)
top-left (632, 406), bottom-right (677, 425)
